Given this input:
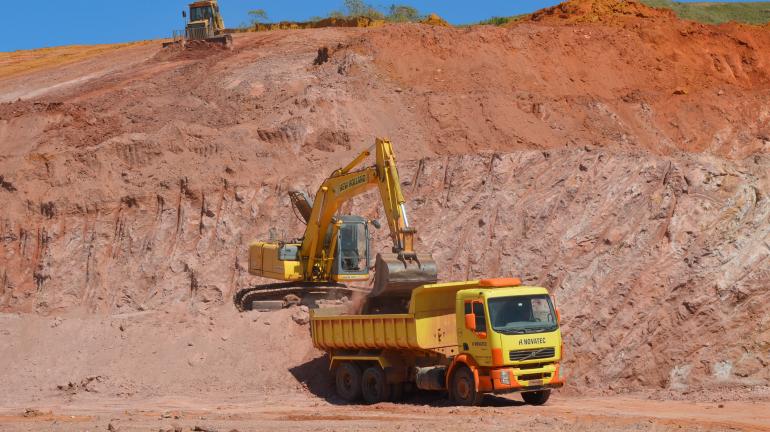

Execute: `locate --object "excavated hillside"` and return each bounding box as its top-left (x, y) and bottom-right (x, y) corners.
top-left (1, 0), bottom-right (769, 402)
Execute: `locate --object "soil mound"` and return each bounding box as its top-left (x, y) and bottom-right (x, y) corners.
top-left (0, 307), bottom-right (325, 405)
top-left (421, 13), bottom-right (450, 26)
top-left (153, 40), bottom-right (231, 62)
top-left (530, 0), bottom-right (676, 23)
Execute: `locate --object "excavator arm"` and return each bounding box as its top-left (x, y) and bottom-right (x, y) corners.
top-left (374, 140), bottom-right (416, 255)
top-left (299, 138), bottom-right (437, 295)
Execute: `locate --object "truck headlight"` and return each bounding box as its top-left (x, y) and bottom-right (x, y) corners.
top-left (500, 370), bottom-right (510, 385)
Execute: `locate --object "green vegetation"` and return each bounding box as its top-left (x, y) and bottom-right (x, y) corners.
top-left (247, 9), bottom-right (269, 24)
top-left (324, 0), bottom-right (426, 21)
top-left (237, 9), bottom-right (268, 29)
top-left (322, 1), bottom-right (425, 22)
top-left (387, 5), bottom-right (421, 22)
top-left (475, 14), bottom-right (528, 26)
top-left (326, 0), bottom-right (382, 19)
top-left (640, 0), bottom-right (770, 24)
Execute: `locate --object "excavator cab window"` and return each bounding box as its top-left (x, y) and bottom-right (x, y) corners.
top-left (336, 221), bottom-right (369, 275)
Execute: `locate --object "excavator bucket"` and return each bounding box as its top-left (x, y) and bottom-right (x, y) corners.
top-left (369, 253), bottom-right (438, 299)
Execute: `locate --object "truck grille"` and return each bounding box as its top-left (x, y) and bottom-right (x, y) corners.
top-left (509, 347), bottom-right (555, 361)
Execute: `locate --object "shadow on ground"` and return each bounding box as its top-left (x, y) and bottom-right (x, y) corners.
top-left (289, 356), bottom-right (527, 407)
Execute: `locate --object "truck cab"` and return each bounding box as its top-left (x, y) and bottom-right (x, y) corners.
top-left (452, 279), bottom-right (563, 404)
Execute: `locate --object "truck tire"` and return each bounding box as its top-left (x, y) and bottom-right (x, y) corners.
top-left (450, 366), bottom-right (483, 406)
top-left (335, 362), bottom-right (362, 402)
top-left (361, 366), bottom-right (391, 404)
top-left (522, 389), bottom-right (551, 405)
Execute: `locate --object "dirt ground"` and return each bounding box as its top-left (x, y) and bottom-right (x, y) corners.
top-left (1, 308), bottom-right (769, 432)
top-left (2, 393), bottom-right (770, 432)
top-left (1, 0), bottom-right (769, 430)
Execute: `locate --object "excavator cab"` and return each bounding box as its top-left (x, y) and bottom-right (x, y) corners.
top-left (331, 216), bottom-right (370, 280)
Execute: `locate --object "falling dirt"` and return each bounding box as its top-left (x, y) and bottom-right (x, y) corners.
top-left (0, 0), bottom-right (769, 430)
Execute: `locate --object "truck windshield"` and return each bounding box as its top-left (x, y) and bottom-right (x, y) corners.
top-left (487, 295), bottom-right (557, 335)
top-left (190, 6), bottom-right (212, 21)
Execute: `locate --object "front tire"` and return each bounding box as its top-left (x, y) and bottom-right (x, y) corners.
top-left (361, 366), bottom-right (391, 404)
top-left (335, 362), bottom-right (362, 402)
top-left (450, 366), bottom-right (483, 406)
top-left (522, 389), bottom-right (551, 405)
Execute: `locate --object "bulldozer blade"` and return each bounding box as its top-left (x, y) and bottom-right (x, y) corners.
top-left (369, 253), bottom-right (438, 299)
top-left (162, 40), bottom-right (183, 48)
top-left (205, 34), bottom-right (233, 49)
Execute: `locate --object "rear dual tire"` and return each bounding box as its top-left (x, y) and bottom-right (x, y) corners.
top-left (335, 363), bottom-right (394, 404)
top-left (335, 362), bottom-right (363, 402)
top-left (361, 366), bottom-right (391, 404)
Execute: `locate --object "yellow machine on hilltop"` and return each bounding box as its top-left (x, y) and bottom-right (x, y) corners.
top-left (234, 138), bottom-right (437, 311)
top-left (165, 0), bottom-right (232, 48)
top-left (311, 278), bottom-right (565, 405)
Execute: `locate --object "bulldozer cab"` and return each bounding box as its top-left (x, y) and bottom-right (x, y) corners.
top-left (329, 216), bottom-right (370, 279)
top-left (190, 5), bottom-right (215, 22)
top-left (186, 1), bottom-right (225, 33)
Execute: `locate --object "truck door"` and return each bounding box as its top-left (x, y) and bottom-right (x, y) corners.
top-left (460, 299), bottom-right (492, 365)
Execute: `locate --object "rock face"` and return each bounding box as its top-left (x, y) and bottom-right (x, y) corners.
top-left (0, 3), bottom-right (769, 394)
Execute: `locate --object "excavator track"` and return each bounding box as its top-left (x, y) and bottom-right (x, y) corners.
top-left (233, 282), bottom-right (371, 312)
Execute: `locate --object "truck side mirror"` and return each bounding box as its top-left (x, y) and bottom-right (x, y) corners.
top-left (370, 219), bottom-right (381, 229)
top-left (182, 10), bottom-right (187, 18)
top-left (464, 313), bottom-right (476, 331)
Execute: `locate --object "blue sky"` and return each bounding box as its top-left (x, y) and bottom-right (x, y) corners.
top-left (1, 0), bottom-right (764, 52)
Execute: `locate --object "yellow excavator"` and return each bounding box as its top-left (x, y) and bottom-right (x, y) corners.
top-left (234, 138), bottom-right (437, 312)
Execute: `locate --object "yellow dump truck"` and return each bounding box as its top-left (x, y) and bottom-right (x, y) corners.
top-left (311, 278), bottom-right (565, 405)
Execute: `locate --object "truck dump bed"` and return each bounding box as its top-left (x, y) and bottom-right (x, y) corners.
top-left (311, 314), bottom-right (420, 350)
top-left (311, 280), bottom-right (483, 353)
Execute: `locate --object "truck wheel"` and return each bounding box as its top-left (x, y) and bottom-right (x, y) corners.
top-left (522, 389), bottom-right (551, 405)
top-left (451, 366), bottom-right (483, 406)
top-left (361, 366), bottom-right (391, 404)
top-left (335, 362), bottom-right (362, 402)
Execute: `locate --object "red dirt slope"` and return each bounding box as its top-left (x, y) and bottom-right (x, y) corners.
top-left (0, 0), bottom-right (768, 404)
